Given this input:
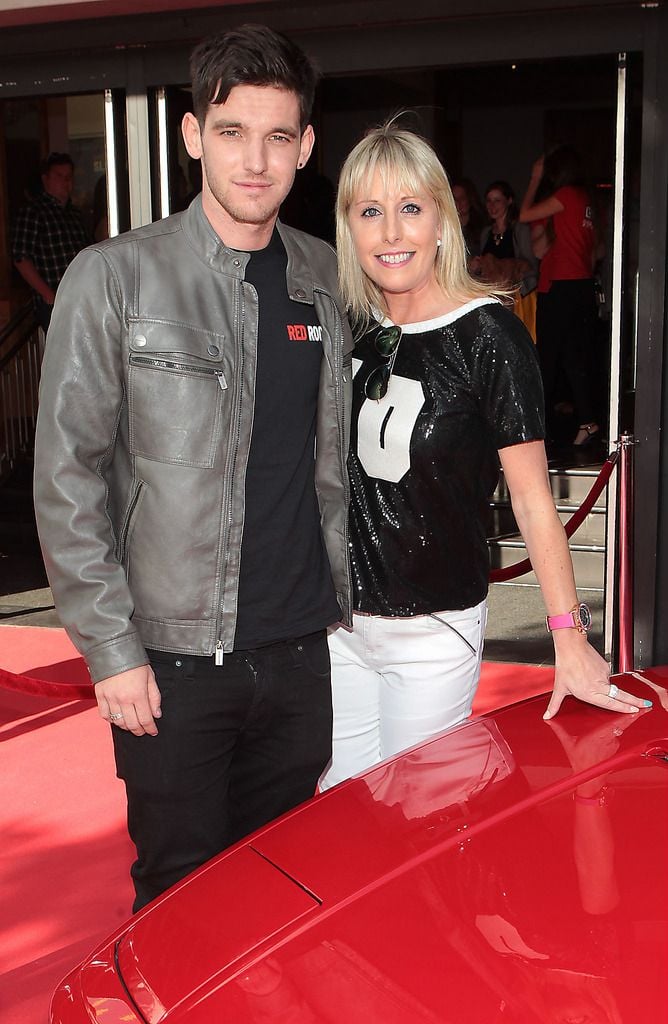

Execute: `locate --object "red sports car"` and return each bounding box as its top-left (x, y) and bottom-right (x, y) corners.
top-left (51, 667), bottom-right (668, 1023)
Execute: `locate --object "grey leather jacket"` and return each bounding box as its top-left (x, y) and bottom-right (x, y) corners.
top-left (34, 197), bottom-right (353, 683)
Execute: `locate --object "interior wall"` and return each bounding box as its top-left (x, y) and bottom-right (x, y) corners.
top-left (319, 59), bottom-right (617, 207)
top-left (461, 104), bottom-right (545, 201)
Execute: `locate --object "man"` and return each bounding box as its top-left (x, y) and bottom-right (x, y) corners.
top-left (12, 152), bottom-right (90, 331)
top-left (34, 24), bottom-right (353, 911)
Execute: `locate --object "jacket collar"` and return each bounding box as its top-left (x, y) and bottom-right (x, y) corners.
top-left (182, 194), bottom-right (314, 303)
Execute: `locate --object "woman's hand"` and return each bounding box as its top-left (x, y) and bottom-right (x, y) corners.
top-left (531, 154), bottom-right (544, 181)
top-left (543, 633), bottom-right (651, 720)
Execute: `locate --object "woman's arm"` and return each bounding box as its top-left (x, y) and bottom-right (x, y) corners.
top-left (519, 157), bottom-right (564, 223)
top-left (497, 440), bottom-right (644, 719)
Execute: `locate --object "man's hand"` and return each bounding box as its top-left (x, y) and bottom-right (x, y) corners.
top-left (95, 664), bottom-right (161, 736)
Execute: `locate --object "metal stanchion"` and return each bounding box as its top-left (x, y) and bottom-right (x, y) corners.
top-left (617, 434), bottom-right (635, 672)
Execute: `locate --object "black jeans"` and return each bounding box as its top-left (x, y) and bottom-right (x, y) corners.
top-left (112, 630), bottom-right (332, 911)
top-left (536, 278), bottom-right (598, 429)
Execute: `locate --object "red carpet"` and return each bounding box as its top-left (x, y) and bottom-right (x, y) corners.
top-left (0, 624), bottom-right (552, 1024)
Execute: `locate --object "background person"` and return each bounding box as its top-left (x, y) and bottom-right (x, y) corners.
top-left (451, 177), bottom-right (485, 260)
top-left (320, 123), bottom-right (643, 790)
top-left (472, 179), bottom-right (538, 340)
top-left (34, 24), bottom-right (353, 911)
top-left (519, 146), bottom-right (600, 446)
top-left (474, 179), bottom-right (537, 297)
top-left (12, 151), bottom-right (90, 332)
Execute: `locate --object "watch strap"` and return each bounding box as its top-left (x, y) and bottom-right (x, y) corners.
top-left (546, 603), bottom-right (591, 635)
top-left (546, 610), bottom-right (577, 631)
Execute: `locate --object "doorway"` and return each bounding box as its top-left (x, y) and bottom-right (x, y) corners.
top-left (0, 89), bottom-right (130, 323)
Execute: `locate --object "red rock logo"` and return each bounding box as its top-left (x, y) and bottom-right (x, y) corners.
top-left (287, 324), bottom-right (323, 342)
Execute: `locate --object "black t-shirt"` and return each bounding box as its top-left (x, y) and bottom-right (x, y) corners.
top-left (348, 298), bottom-right (545, 616)
top-left (234, 229), bottom-right (340, 648)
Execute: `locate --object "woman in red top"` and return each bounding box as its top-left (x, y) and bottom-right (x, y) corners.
top-left (520, 146), bottom-right (599, 447)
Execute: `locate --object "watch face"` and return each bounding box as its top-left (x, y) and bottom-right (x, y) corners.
top-left (577, 603), bottom-right (592, 631)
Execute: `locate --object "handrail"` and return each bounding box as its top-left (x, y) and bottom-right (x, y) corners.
top-left (0, 323), bottom-right (39, 372)
top-left (0, 301), bottom-right (33, 346)
top-left (488, 439), bottom-right (635, 672)
top-left (489, 449), bottom-right (620, 584)
top-left (0, 302), bottom-right (41, 482)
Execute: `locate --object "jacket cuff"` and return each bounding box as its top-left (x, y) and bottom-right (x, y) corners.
top-left (85, 633), bottom-right (150, 684)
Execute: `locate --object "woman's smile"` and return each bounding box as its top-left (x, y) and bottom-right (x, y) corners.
top-left (376, 251), bottom-right (414, 266)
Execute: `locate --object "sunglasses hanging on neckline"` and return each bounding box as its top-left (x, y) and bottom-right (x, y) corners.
top-left (364, 325), bottom-right (403, 401)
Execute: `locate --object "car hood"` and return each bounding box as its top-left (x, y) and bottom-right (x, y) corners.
top-left (94, 670), bottom-right (668, 1022)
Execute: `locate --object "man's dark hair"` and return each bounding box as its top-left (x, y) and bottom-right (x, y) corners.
top-left (190, 23), bottom-right (317, 130)
top-left (42, 152), bottom-right (74, 174)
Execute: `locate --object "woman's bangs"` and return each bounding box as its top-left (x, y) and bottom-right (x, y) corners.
top-left (346, 139), bottom-right (429, 207)
top-left (375, 142), bottom-right (428, 199)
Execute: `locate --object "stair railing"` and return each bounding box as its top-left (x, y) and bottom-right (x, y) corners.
top-left (0, 303), bottom-right (41, 483)
top-left (489, 441), bottom-right (636, 672)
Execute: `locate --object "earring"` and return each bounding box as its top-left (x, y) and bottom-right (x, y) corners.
top-left (436, 239), bottom-right (442, 247)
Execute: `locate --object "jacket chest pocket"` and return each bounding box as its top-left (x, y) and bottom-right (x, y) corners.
top-left (128, 354), bottom-right (227, 468)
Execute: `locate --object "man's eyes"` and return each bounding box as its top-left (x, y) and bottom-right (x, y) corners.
top-left (217, 130), bottom-right (293, 143)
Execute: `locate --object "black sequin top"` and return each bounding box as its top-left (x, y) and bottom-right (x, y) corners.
top-left (348, 298), bottom-right (545, 616)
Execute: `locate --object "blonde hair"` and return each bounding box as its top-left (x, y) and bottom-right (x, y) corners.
top-left (336, 121), bottom-right (506, 324)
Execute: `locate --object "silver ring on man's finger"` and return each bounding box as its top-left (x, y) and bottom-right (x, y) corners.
top-left (109, 711), bottom-right (124, 721)
top-left (608, 683), bottom-right (619, 700)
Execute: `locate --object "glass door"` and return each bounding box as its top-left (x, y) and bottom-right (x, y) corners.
top-left (149, 84), bottom-right (197, 219)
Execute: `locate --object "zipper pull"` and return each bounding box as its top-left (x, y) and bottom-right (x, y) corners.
top-left (215, 641), bottom-right (224, 666)
top-left (217, 372), bottom-right (227, 390)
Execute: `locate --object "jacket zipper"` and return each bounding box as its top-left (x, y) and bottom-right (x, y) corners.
top-left (119, 480), bottom-right (144, 563)
top-left (129, 354), bottom-right (227, 389)
top-left (216, 281), bottom-right (246, 664)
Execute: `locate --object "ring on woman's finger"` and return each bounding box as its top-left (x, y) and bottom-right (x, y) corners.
top-left (608, 682), bottom-right (619, 700)
top-left (109, 711), bottom-right (124, 721)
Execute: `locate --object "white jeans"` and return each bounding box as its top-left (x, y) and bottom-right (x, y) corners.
top-left (320, 600), bottom-right (487, 790)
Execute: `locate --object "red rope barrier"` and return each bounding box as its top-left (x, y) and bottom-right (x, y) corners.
top-left (489, 449), bottom-right (620, 584)
top-left (0, 665), bottom-right (93, 701)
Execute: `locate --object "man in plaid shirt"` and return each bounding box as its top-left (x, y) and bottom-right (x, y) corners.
top-left (12, 152), bottom-right (90, 331)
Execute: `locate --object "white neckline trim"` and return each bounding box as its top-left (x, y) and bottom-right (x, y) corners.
top-left (380, 296), bottom-right (499, 334)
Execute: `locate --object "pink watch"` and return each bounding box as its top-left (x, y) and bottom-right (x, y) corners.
top-left (546, 602), bottom-right (592, 635)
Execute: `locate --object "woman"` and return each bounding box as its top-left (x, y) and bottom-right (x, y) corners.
top-left (519, 147), bottom-right (600, 446)
top-left (320, 124), bottom-right (643, 790)
top-left (474, 180), bottom-right (538, 299)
